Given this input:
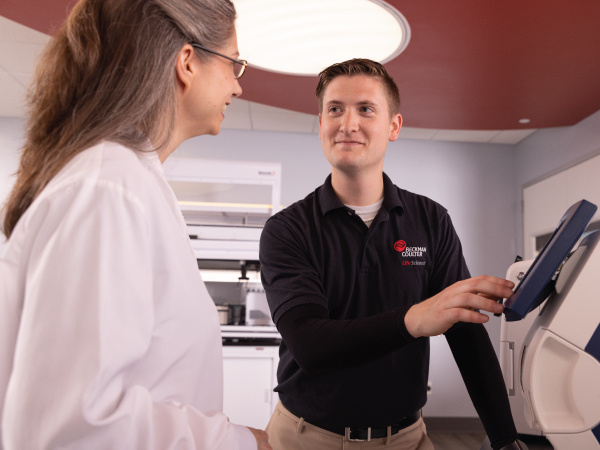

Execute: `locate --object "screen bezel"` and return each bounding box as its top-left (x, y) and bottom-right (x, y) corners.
top-left (504, 199), bottom-right (597, 321)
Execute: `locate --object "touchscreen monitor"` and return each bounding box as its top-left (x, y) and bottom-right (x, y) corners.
top-left (503, 199), bottom-right (597, 321)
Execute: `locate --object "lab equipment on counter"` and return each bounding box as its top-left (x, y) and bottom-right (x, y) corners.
top-left (216, 305), bottom-right (229, 325)
top-left (228, 304), bottom-right (245, 326)
top-left (497, 199), bottom-right (600, 450)
top-left (245, 288), bottom-right (274, 326)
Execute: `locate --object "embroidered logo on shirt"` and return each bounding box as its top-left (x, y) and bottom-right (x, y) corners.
top-left (401, 246), bottom-right (427, 257)
top-left (393, 240), bottom-right (407, 252)
top-left (396, 240), bottom-right (427, 266)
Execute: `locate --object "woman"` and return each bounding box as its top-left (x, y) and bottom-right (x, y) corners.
top-left (0, 0), bottom-right (270, 449)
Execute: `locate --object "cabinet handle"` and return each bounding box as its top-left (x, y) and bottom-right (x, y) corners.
top-left (501, 341), bottom-right (515, 396)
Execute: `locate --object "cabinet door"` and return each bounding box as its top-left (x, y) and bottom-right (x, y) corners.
top-left (223, 347), bottom-right (278, 429)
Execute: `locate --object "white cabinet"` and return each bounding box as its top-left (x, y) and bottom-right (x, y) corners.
top-left (222, 345), bottom-right (280, 430)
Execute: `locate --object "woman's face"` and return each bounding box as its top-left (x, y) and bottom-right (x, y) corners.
top-left (180, 29), bottom-right (243, 138)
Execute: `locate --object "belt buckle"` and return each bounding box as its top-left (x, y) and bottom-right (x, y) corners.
top-left (344, 427), bottom-right (371, 442)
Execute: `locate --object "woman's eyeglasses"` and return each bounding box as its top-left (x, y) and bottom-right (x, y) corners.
top-left (190, 43), bottom-right (248, 79)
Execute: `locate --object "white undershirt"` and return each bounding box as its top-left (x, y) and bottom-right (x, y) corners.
top-left (345, 198), bottom-right (384, 228)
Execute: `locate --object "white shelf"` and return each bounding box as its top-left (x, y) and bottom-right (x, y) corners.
top-left (180, 204), bottom-right (272, 215)
top-left (221, 325), bottom-right (280, 339)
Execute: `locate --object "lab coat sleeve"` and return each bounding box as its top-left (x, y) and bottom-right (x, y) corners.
top-left (2, 180), bottom-right (256, 450)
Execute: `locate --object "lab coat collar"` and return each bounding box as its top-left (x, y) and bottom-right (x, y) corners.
top-left (135, 147), bottom-right (164, 174)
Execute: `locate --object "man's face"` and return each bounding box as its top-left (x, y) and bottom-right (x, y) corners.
top-left (319, 75), bottom-right (402, 176)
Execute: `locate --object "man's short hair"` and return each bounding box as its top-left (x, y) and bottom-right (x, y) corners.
top-left (315, 58), bottom-right (400, 118)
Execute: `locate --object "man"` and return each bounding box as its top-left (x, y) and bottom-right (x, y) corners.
top-left (259, 59), bottom-right (524, 450)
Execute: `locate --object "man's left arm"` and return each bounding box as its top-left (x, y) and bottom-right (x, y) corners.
top-left (445, 323), bottom-right (519, 450)
top-left (429, 212), bottom-right (519, 450)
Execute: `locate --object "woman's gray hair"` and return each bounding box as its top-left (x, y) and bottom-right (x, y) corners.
top-left (3, 0), bottom-right (236, 238)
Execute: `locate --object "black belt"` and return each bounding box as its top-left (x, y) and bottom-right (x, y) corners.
top-left (321, 410), bottom-right (421, 441)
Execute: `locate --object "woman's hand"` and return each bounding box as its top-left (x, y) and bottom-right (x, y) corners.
top-left (247, 427), bottom-right (273, 450)
top-left (404, 275), bottom-right (514, 338)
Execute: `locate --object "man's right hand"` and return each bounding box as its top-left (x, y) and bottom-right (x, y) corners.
top-left (404, 275), bottom-right (514, 338)
top-left (247, 427), bottom-right (272, 450)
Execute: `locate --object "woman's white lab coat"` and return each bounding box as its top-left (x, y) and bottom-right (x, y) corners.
top-left (0, 142), bottom-right (255, 450)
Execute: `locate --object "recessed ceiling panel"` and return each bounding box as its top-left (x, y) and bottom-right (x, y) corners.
top-left (234, 0), bottom-right (410, 75)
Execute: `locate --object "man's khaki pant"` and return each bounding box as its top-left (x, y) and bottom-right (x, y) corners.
top-left (265, 402), bottom-right (435, 450)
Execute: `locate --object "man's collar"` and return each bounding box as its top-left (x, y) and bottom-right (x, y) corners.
top-left (381, 172), bottom-right (404, 213)
top-left (318, 174), bottom-right (346, 215)
top-left (318, 172), bottom-right (404, 216)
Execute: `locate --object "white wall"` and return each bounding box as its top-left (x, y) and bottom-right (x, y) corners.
top-left (384, 138), bottom-right (519, 417)
top-left (0, 118), bottom-right (23, 209)
top-left (516, 109), bottom-right (600, 187)
top-left (515, 109), bottom-right (600, 253)
top-left (0, 117), bottom-right (24, 251)
top-left (523, 154), bottom-right (600, 259)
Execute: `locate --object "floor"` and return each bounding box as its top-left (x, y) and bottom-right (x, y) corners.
top-left (428, 433), bottom-right (486, 450)
top-left (428, 433), bottom-right (554, 450)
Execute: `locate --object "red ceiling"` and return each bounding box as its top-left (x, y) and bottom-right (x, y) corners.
top-left (2, 0), bottom-right (600, 130)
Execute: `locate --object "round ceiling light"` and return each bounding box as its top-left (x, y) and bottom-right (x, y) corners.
top-left (234, 0), bottom-right (411, 76)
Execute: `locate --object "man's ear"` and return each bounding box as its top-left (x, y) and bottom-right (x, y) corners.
top-left (318, 113), bottom-right (322, 139)
top-left (175, 44), bottom-right (198, 93)
top-left (389, 113), bottom-right (402, 142)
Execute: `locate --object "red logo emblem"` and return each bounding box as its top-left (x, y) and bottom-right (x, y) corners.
top-left (394, 240), bottom-right (406, 252)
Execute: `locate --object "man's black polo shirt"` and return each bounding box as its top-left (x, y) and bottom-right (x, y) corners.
top-left (259, 172), bottom-right (470, 428)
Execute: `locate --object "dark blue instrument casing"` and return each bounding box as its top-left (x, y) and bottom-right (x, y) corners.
top-left (504, 199), bottom-right (597, 322)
